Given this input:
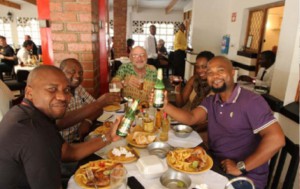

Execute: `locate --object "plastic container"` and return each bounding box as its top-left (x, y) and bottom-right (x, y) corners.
top-left (136, 155), bottom-right (168, 179)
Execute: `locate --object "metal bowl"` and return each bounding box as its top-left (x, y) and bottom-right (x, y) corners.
top-left (147, 142), bottom-right (172, 158)
top-left (172, 124), bottom-right (193, 138)
top-left (160, 169), bottom-right (191, 189)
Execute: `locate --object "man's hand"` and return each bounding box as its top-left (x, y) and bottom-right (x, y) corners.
top-left (0, 55), bottom-right (4, 59)
top-left (109, 116), bottom-right (122, 142)
top-left (149, 89), bottom-right (169, 109)
top-left (126, 75), bottom-right (142, 89)
top-left (221, 159), bottom-right (242, 176)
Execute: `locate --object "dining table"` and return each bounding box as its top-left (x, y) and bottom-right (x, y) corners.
top-left (67, 105), bottom-right (232, 189)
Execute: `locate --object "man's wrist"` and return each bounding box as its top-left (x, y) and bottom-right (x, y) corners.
top-left (236, 161), bottom-right (248, 174)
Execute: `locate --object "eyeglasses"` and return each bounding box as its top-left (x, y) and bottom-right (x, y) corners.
top-left (132, 53), bottom-right (145, 59)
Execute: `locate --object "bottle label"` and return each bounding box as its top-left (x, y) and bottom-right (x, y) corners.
top-left (154, 89), bottom-right (164, 106)
top-left (118, 118), bottom-right (132, 135)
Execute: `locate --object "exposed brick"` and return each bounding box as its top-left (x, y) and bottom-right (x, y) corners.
top-left (81, 62), bottom-right (94, 70)
top-left (52, 33), bottom-right (78, 42)
top-left (54, 53), bottom-right (78, 63)
top-left (51, 12), bottom-right (77, 22)
top-left (80, 33), bottom-right (93, 42)
top-left (68, 43), bottom-right (93, 52)
top-left (51, 23), bottom-right (64, 31)
top-left (83, 70), bottom-right (94, 79)
top-left (64, 3), bottom-right (91, 12)
top-left (67, 23), bottom-right (93, 32)
top-left (80, 53), bottom-right (94, 61)
top-left (50, 2), bottom-right (63, 12)
top-left (53, 43), bottom-right (65, 51)
top-left (79, 13), bottom-right (92, 22)
top-left (82, 80), bottom-right (94, 88)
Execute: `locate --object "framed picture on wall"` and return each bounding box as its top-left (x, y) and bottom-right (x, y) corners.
top-left (246, 35), bottom-right (253, 48)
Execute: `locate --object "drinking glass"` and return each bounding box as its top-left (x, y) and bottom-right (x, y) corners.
top-left (169, 75), bottom-right (182, 93)
top-left (110, 167), bottom-right (128, 189)
top-left (109, 83), bottom-right (121, 93)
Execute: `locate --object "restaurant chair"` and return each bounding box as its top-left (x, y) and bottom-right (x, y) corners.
top-left (4, 70), bottom-right (29, 96)
top-left (265, 136), bottom-right (299, 189)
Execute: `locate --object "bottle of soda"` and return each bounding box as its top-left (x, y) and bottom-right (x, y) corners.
top-left (116, 99), bottom-right (139, 137)
top-left (153, 68), bottom-right (165, 108)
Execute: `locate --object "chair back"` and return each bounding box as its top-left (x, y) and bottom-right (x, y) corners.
top-left (266, 136), bottom-right (299, 189)
top-left (16, 70), bottom-right (29, 82)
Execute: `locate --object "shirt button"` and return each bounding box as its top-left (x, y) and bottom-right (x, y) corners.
top-left (221, 105), bottom-right (223, 107)
top-left (220, 112), bottom-right (222, 114)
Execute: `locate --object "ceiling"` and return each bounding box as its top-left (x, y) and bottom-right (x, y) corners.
top-left (2, 0), bottom-right (191, 13)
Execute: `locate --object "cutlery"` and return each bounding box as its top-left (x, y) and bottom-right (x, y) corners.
top-left (85, 168), bottom-right (98, 189)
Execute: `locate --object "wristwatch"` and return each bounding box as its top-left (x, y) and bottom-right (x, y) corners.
top-left (237, 161), bottom-right (248, 174)
top-left (100, 134), bottom-right (108, 143)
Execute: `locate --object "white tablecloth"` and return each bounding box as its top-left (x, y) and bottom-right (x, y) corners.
top-left (14, 65), bottom-right (36, 73)
top-left (67, 130), bottom-right (229, 189)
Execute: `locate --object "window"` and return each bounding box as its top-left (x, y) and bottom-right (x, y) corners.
top-left (132, 21), bottom-right (181, 52)
top-left (16, 17), bottom-right (41, 46)
top-left (0, 17), bottom-right (13, 45)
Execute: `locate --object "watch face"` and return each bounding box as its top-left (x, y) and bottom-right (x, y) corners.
top-left (237, 161), bottom-right (245, 169)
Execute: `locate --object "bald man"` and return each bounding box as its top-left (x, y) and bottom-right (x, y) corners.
top-left (0, 65), bottom-right (120, 189)
top-left (155, 56), bottom-right (285, 189)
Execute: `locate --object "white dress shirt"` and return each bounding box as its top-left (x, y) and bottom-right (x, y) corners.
top-left (255, 65), bottom-right (274, 87)
top-left (144, 34), bottom-right (158, 59)
top-left (17, 47), bottom-right (30, 64)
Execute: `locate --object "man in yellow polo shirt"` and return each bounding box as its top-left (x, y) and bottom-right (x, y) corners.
top-left (173, 23), bottom-right (191, 80)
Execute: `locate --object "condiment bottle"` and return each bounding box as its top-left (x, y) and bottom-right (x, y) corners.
top-left (116, 99), bottom-right (139, 137)
top-left (153, 68), bottom-right (165, 108)
top-left (159, 112), bottom-right (169, 141)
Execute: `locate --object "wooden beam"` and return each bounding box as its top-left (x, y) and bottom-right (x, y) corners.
top-left (165, 0), bottom-right (178, 14)
top-left (0, 0), bottom-right (21, 9)
top-left (22, 0), bottom-right (37, 5)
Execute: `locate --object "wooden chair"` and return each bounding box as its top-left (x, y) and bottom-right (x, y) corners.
top-left (266, 136), bottom-right (299, 189)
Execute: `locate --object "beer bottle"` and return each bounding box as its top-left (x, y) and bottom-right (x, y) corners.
top-left (116, 99), bottom-right (139, 137)
top-left (153, 68), bottom-right (165, 108)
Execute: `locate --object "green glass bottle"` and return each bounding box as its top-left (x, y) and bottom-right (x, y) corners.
top-left (153, 68), bottom-right (165, 108)
top-left (116, 99), bottom-right (139, 137)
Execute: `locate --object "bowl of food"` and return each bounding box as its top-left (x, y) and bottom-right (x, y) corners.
top-left (160, 169), bottom-right (191, 189)
top-left (172, 124), bottom-right (193, 138)
top-left (147, 142), bottom-right (173, 158)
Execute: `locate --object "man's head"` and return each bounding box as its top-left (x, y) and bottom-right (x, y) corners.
top-left (259, 50), bottom-right (276, 69)
top-left (60, 58), bottom-right (84, 89)
top-left (195, 51), bottom-right (215, 80)
top-left (25, 65), bottom-right (71, 119)
top-left (0, 36), bottom-right (7, 46)
top-left (158, 39), bottom-right (165, 48)
top-left (130, 46), bottom-right (148, 70)
top-left (23, 40), bottom-right (33, 51)
top-left (24, 35), bottom-right (31, 41)
top-left (179, 23), bottom-right (186, 32)
top-left (149, 25), bottom-right (156, 36)
top-left (206, 56), bottom-right (235, 93)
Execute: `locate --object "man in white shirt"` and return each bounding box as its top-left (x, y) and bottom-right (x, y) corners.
top-left (144, 24), bottom-right (158, 68)
top-left (17, 40), bottom-right (34, 65)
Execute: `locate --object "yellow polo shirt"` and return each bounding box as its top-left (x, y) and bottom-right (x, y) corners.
top-left (174, 30), bottom-right (187, 51)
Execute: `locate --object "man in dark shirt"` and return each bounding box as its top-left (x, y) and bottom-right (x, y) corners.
top-left (0, 65), bottom-right (121, 189)
top-left (25, 35), bottom-right (38, 56)
top-left (0, 35), bottom-right (15, 75)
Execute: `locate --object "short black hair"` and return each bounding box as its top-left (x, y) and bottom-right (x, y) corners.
top-left (196, 51), bottom-right (215, 61)
top-left (127, 38), bottom-right (135, 47)
top-left (23, 40), bottom-right (34, 47)
top-left (261, 50), bottom-right (276, 64)
top-left (0, 36), bottom-right (6, 40)
top-left (60, 58), bottom-right (82, 70)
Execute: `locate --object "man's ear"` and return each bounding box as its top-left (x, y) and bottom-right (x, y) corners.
top-left (25, 86), bottom-right (33, 100)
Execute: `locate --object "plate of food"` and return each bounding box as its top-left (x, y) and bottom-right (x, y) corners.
top-left (166, 146), bottom-right (213, 174)
top-left (85, 122), bottom-right (112, 141)
top-left (74, 159), bottom-right (123, 189)
top-left (103, 104), bottom-right (121, 112)
top-left (126, 131), bottom-right (156, 148)
top-left (107, 146), bottom-right (139, 163)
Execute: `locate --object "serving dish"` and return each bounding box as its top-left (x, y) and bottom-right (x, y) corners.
top-left (160, 169), bottom-right (191, 189)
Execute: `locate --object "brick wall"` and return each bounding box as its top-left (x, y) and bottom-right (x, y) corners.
top-left (49, 0), bottom-right (101, 97)
top-left (113, 0), bottom-right (127, 58)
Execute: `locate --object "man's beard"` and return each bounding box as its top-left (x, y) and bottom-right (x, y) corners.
top-left (211, 83), bottom-right (227, 93)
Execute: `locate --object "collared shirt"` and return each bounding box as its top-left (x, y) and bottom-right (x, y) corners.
top-left (199, 85), bottom-right (277, 189)
top-left (144, 34), bottom-right (158, 59)
top-left (255, 65), bottom-right (274, 87)
top-left (60, 85), bottom-right (95, 143)
top-left (112, 63), bottom-right (157, 102)
top-left (174, 30), bottom-right (187, 51)
top-left (17, 47), bottom-right (30, 64)
top-left (0, 98), bottom-right (64, 188)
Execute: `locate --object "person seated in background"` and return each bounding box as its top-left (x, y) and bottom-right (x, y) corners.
top-left (0, 36), bottom-right (15, 78)
top-left (57, 58), bottom-right (121, 143)
top-left (111, 46), bottom-right (157, 102)
top-left (153, 56), bottom-right (285, 189)
top-left (24, 35), bottom-right (38, 57)
top-left (157, 39), bottom-right (168, 56)
top-left (17, 40), bottom-right (34, 65)
top-left (126, 38), bottom-right (135, 56)
top-left (0, 65), bottom-right (121, 188)
top-left (238, 50), bottom-right (276, 89)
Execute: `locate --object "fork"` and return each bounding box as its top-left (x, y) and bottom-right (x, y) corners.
top-left (85, 168), bottom-right (98, 189)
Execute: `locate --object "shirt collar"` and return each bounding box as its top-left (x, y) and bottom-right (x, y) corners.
top-left (214, 84), bottom-right (241, 104)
